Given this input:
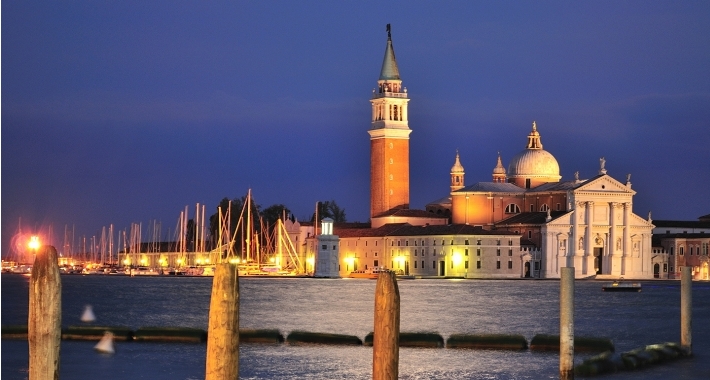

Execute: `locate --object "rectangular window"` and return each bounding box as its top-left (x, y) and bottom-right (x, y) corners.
top-left (451, 261), bottom-right (453, 268)
top-left (421, 261), bottom-right (424, 269)
top-left (528, 231), bottom-right (532, 239)
top-left (465, 261), bottom-right (469, 269)
top-left (477, 249), bottom-right (481, 256)
top-left (374, 260), bottom-right (379, 267)
top-left (556, 203), bottom-right (561, 211)
top-left (496, 240), bottom-right (501, 246)
top-left (663, 263), bottom-right (668, 272)
top-left (414, 249), bottom-right (418, 256)
top-left (496, 261), bottom-right (501, 269)
top-left (477, 239), bottom-right (481, 245)
top-left (477, 260), bottom-right (481, 269)
top-left (414, 261), bottom-right (417, 269)
top-left (534, 262), bottom-right (540, 270)
top-left (465, 239), bottom-right (469, 245)
top-left (375, 252), bottom-right (378, 257)
top-left (321, 244), bottom-right (327, 250)
top-left (433, 261), bottom-right (436, 269)
top-left (508, 249), bottom-right (513, 256)
top-left (508, 261), bottom-right (513, 269)
top-left (497, 249), bottom-right (501, 256)
top-left (465, 249), bottom-right (469, 256)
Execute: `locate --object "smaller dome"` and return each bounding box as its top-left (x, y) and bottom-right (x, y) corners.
top-left (493, 153), bottom-right (506, 175)
top-left (450, 151), bottom-right (464, 173)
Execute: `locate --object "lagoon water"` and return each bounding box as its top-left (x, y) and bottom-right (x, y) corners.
top-left (2, 274), bottom-right (709, 379)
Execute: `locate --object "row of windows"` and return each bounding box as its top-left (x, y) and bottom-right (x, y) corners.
top-left (401, 260), bottom-right (514, 270)
top-left (504, 203), bottom-right (563, 214)
top-left (388, 239), bottom-right (515, 247)
top-left (373, 104), bottom-right (405, 121)
top-left (343, 238), bottom-right (522, 248)
top-left (670, 244), bottom-right (710, 256)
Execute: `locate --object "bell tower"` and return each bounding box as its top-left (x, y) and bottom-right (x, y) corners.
top-left (369, 24), bottom-right (411, 218)
top-left (450, 151), bottom-right (465, 192)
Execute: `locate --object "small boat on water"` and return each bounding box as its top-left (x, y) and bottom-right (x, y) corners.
top-left (348, 267), bottom-right (386, 279)
top-left (602, 280), bottom-right (641, 292)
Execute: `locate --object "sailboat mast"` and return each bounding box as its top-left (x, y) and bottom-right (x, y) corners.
top-left (247, 189), bottom-right (252, 262)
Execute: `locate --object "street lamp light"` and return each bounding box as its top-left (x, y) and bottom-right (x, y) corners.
top-left (28, 236), bottom-right (41, 250)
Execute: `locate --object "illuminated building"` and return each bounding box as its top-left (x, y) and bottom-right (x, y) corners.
top-left (307, 26), bottom-right (657, 279)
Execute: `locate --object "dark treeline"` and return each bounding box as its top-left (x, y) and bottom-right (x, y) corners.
top-left (183, 197), bottom-right (346, 252)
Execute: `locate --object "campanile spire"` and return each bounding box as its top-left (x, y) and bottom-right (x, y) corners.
top-left (369, 24), bottom-right (412, 218)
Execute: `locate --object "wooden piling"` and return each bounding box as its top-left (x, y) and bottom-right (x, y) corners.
top-left (29, 245), bottom-right (62, 380)
top-left (680, 266), bottom-right (692, 354)
top-left (560, 267), bottom-right (575, 380)
top-left (205, 263), bottom-right (239, 380)
top-left (373, 270), bottom-right (399, 380)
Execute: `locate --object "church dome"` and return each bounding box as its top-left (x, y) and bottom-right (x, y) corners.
top-left (507, 122), bottom-right (561, 186)
top-left (450, 151), bottom-right (464, 173)
top-left (507, 149), bottom-right (560, 177)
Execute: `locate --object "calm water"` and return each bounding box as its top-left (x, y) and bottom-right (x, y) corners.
top-left (2, 274), bottom-right (709, 379)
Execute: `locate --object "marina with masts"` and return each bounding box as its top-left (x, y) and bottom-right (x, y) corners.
top-left (3, 190), bottom-right (308, 277)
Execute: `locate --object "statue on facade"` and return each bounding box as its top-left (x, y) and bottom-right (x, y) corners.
top-left (626, 173), bottom-right (631, 183)
top-left (574, 171), bottom-right (579, 181)
top-left (579, 237), bottom-right (584, 250)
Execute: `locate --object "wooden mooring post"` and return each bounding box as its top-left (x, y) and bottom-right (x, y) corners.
top-left (373, 270), bottom-right (400, 380)
top-left (29, 245), bottom-right (62, 380)
top-left (680, 266), bottom-right (692, 354)
top-left (205, 263), bottom-right (239, 380)
top-left (560, 267), bottom-right (574, 380)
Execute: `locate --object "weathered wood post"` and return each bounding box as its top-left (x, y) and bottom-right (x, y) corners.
top-left (560, 267), bottom-right (575, 380)
top-left (29, 245), bottom-right (62, 380)
top-left (373, 270), bottom-right (400, 380)
top-left (205, 263), bottom-right (239, 380)
top-left (680, 266), bottom-right (692, 354)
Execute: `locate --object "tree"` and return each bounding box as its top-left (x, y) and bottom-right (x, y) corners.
top-left (311, 200), bottom-right (347, 223)
top-left (261, 204), bottom-right (292, 230)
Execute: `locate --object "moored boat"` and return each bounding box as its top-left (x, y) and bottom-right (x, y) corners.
top-left (348, 267), bottom-right (385, 279)
top-left (602, 280), bottom-right (641, 292)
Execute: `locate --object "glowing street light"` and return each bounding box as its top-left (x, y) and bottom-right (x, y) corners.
top-left (28, 236), bottom-right (41, 250)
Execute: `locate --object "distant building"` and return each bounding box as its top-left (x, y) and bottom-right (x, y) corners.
top-left (651, 216), bottom-right (710, 280)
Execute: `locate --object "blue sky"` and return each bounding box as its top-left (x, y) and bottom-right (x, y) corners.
top-left (3, 1), bottom-right (709, 255)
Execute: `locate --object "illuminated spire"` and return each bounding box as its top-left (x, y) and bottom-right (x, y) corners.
top-left (379, 24), bottom-right (400, 81)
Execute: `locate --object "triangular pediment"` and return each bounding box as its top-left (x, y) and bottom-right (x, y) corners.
top-left (575, 175), bottom-right (636, 195)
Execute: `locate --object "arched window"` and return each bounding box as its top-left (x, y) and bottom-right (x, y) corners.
top-left (505, 204), bottom-right (521, 214)
top-left (540, 204), bottom-right (550, 212)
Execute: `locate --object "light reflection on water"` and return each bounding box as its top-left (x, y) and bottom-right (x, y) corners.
top-left (2, 275), bottom-right (709, 379)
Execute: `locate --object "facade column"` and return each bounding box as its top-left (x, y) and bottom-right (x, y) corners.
top-left (609, 203), bottom-right (621, 275)
top-left (571, 203), bottom-right (580, 271)
top-left (548, 231), bottom-right (560, 277)
top-left (622, 202), bottom-right (631, 276)
top-left (584, 201), bottom-right (594, 275)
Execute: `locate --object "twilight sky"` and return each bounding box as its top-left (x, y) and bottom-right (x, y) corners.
top-left (3, 1), bottom-right (709, 256)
